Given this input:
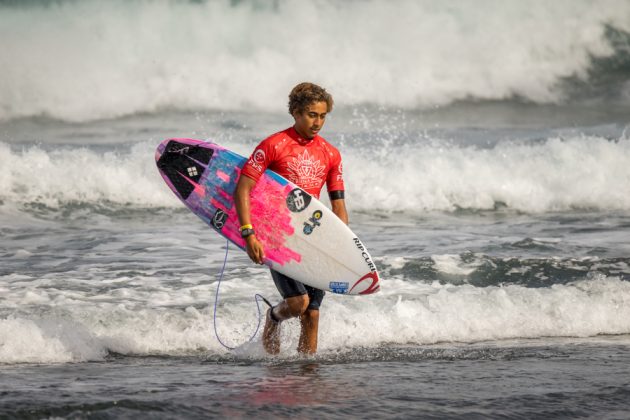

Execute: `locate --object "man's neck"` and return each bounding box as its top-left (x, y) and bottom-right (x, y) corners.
top-left (292, 126), bottom-right (314, 144)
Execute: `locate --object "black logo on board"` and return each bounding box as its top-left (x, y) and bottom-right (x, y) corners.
top-left (211, 209), bottom-right (228, 230)
top-left (286, 188), bottom-right (311, 212)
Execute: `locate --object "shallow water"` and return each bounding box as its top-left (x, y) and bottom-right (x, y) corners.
top-left (2, 338), bottom-right (630, 419)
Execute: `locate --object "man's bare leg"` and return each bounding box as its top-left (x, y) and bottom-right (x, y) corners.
top-left (262, 308), bottom-right (281, 354)
top-left (262, 295), bottom-right (309, 354)
top-left (298, 309), bottom-right (319, 354)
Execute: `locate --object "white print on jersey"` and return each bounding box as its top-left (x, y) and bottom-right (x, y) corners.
top-left (248, 149), bottom-right (266, 172)
top-left (337, 162), bottom-right (343, 181)
top-left (287, 149), bottom-right (326, 190)
top-left (253, 149), bottom-right (266, 163)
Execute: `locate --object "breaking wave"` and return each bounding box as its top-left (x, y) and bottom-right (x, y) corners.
top-left (1, 0), bottom-right (630, 121)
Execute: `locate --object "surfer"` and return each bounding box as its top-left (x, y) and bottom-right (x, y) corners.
top-left (234, 82), bottom-right (347, 354)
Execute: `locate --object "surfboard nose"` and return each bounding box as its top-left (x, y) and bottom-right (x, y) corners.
top-left (154, 138), bottom-right (170, 163)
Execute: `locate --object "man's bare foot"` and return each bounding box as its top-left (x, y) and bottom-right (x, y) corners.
top-left (262, 307), bottom-right (281, 354)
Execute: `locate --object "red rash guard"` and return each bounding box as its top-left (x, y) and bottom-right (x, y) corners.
top-left (240, 127), bottom-right (344, 199)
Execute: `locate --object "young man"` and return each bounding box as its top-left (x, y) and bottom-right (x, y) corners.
top-left (234, 82), bottom-right (348, 355)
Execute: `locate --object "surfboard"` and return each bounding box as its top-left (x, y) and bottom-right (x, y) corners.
top-left (155, 138), bottom-right (380, 295)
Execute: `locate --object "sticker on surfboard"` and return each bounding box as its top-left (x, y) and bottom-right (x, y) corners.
top-left (286, 188), bottom-right (311, 212)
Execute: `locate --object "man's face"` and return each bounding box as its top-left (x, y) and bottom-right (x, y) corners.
top-left (293, 101), bottom-right (328, 140)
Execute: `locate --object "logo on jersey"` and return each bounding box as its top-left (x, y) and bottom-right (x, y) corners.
top-left (248, 149), bottom-right (266, 172)
top-left (303, 210), bottom-right (323, 235)
top-left (253, 149), bottom-right (265, 163)
top-left (286, 188), bottom-right (311, 212)
top-left (337, 162), bottom-right (343, 181)
top-left (287, 149), bottom-right (326, 190)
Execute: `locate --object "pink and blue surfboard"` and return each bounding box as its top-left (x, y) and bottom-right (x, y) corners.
top-left (156, 138), bottom-right (380, 295)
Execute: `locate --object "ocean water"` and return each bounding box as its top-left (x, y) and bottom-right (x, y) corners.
top-left (2, 0), bottom-right (630, 418)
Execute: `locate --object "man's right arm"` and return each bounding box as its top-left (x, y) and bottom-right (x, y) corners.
top-left (234, 175), bottom-right (265, 264)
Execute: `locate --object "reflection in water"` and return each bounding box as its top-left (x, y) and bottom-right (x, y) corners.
top-left (231, 362), bottom-right (357, 407)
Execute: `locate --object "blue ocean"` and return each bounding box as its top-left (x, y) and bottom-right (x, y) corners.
top-left (2, 0), bottom-right (630, 418)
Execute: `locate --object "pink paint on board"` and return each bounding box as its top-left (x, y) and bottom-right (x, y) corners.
top-left (157, 138), bottom-right (300, 267)
top-left (216, 187), bottom-right (232, 204)
top-left (216, 170), bottom-right (230, 183)
top-left (249, 181), bottom-right (296, 247)
top-left (210, 185), bottom-right (300, 266)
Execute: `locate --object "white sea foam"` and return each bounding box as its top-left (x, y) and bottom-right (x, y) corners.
top-left (0, 141), bottom-right (175, 209)
top-left (1, 134), bottom-right (629, 213)
top-left (1, 273), bottom-right (629, 364)
top-left (1, 0), bottom-right (629, 121)
top-left (344, 135), bottom-right (630, 212)
top-left (432, 254), bottom-right (480, 276)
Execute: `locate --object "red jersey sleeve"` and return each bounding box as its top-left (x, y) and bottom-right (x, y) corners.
top-left (326, 147), bottom-right (345, 193)
top-left (240, 138), bottom-right (275, 183)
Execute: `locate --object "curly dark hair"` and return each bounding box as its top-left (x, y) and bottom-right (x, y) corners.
top-left (288, 82), bottom-right (334, 115)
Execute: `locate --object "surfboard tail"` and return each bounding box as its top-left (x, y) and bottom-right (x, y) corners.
top-left (349, 272), bottom-right (381, 295)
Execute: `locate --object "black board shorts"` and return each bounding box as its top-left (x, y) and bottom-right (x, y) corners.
top-left (270, 270), bottom-right (325, 311)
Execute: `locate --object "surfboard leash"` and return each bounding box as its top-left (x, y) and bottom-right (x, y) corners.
top-left (212, 239), bottom-right (272, 350)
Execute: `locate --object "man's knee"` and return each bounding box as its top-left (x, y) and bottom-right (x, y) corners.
top-left (300, 308), bottom-right (319, 324)
top-left (285, 294), bottom-right (309, 317)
